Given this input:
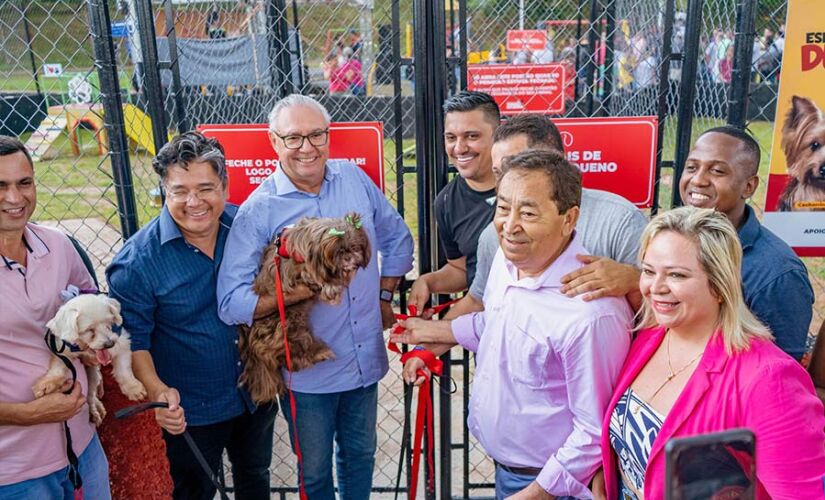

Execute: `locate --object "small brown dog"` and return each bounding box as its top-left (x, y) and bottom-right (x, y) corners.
top-left (778, 95), bottom-right (825, 211)
top-left (34, 294), bottom-right (147, 425)
top-left (239, 212), bottom-right (371, 404)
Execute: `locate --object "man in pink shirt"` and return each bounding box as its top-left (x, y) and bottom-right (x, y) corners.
top-left (0, 136), bottom-right (111, 498)
top-left (393, 150), bottom-right (632, 499)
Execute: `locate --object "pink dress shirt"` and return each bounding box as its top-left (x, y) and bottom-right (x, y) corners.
top-left (0, 224), bottom-right (96, 485)
top-left (452, 235), bottom-right (633, 498)
top-left (600, 326), bottom-right (825, 499)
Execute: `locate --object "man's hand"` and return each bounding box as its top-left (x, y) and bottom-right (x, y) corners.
top-left (390, 317), bottom-right (455, 345)
top-left (284, 284), bottom-right (315, 305)
top-left (408, 275), bottom-right (432, 313)
top-left (381, 300), bottom-right (395, 330)
top-left (154, 387), bottom-right (186, 435)
top-left (254, 284), bottom-right (315, 319)
top-left (23, 382), bottom-right (86, 425)
top-left (591, 468), bottom-right (607, 500)
top-left (506, 481), bottom-right (554, 500)
top-left (402, 356), bottom-right (430, 386)
top-left (560, 255), bottom-right (641, 301)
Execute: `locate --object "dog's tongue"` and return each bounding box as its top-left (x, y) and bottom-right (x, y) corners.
top-left (96, 349), bottom-right (112, 366)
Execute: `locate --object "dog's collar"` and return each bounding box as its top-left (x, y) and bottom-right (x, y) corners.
top-left (45, 330), bottom-right (83, 353)
top-left (275, 229), bottom-right (305, 263)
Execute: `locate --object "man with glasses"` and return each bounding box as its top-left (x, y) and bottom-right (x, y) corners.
top-left (107, 132), bottom-right (275, 500)
top-left (217, 94), bottom-right (413, 499)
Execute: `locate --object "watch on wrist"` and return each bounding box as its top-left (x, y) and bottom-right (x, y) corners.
top-left (379, 288), bottom-right (394, 303)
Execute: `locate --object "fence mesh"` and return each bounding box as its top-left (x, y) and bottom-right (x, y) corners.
top-left (3, 0), bottom-right (824, 498)
top-left (142, 0), bottom-right (418, 495)
top-left (455, 0), bottom-right (674, 494)
top-left (0, 0), bottom-right (127, 287)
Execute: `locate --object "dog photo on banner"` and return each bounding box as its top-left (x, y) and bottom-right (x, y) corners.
top-left (764, 0), bottom-right (825, 256)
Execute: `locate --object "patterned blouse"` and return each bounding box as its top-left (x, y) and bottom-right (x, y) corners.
top-left (609, 387), bottom-right (665, 499)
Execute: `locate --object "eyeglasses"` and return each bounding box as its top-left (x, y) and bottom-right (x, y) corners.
top-left (272, 130), bottom-right (330, 150)
top-left (165, 185), bottom-right (222, 203)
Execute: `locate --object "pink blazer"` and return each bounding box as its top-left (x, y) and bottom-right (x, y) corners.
top-left (600, 326), bottom-right (825, 499)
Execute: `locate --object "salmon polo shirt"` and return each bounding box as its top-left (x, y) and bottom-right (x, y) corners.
top-left (0, 223), bottom-right (96, 486)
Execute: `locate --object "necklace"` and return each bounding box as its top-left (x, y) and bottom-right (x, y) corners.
top-left (632, 332), bottom-right (704, 414)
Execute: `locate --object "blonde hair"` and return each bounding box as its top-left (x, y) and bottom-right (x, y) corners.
top-left (637, 206), bottom-right (772, 353)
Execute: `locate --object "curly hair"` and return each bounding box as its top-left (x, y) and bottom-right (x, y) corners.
top-left (152, 131), bottom-right (227, 186)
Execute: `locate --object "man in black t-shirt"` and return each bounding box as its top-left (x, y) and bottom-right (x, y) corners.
top-left (408, 91), bottom-right (499, 312)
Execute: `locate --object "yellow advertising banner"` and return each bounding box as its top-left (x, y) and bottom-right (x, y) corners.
top-left (763, 0), bottom-right (825, 256)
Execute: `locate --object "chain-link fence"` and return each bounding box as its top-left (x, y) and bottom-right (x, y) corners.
top-left (135, 0), bottom-right (419, 496)
top-left (4, 0), bottom-right (824, 498)
top-left (451, 0), bottom-right (677, 495)
top-left (0, 0), bottom-right (133, 287)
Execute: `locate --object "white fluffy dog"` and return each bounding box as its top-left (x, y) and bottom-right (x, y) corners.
top-left (33, 294), bottom-right (146, 425)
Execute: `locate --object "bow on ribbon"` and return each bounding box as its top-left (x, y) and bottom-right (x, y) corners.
top-left (345, 214), bottom-right (363, 230)
top-left (387, 301), bottom-right (457, 500)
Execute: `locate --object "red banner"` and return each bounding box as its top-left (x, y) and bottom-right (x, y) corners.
top-left (468, 64), bottom-right (566, 115)
top-left (197, 122), bottom-right (384, 205)
top-left (554, 116), bottom-right (658, 208)
top-left (506, 30), bottom-right (547, 51)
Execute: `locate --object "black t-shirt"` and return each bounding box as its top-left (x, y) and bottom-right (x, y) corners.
top-left (434, 176), bottom-right (496, 286)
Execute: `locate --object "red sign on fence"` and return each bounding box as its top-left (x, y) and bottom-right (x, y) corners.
top-left (506, 30), bottom-right (547, 51)
top-left (468, 64), bottom-right (566, 115)
top-left (198, 122), bottom-right (384, 205)
top-left (554, 116), bottom-right (658, 208)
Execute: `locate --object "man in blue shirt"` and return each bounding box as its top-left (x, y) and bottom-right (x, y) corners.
top-left (679, 126), bottom-right (814, 360)
top-left (217, 94), bottom-right (414, 499)
top-left (107, 132), bottom-right (275, 500)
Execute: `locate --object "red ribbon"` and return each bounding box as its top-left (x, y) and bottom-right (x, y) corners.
top-left (273, 253), bottom-right (308, 500)
top-left (387, 300), bottom-right (457, 499)
top-left (276, 229), bottom-right (305, 263)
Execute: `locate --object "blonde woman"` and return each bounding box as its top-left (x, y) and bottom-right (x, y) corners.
top-left (598, 207), bottom-right (825, 499)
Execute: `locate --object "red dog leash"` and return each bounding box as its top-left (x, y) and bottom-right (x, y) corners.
top-left (387, 300), bottom-right (457, 499)
top-left (273, 232), bottom-right (308, 500)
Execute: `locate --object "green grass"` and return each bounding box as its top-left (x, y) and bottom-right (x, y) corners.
top-left (28, 130), bottom-right (160, 226)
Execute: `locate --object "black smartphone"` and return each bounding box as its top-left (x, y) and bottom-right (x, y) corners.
top-left (664, 428), bottom-right (756, 500)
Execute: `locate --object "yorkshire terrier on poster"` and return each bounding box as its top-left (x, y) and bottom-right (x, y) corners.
top-left (778, 95), bottom-right (825, 211)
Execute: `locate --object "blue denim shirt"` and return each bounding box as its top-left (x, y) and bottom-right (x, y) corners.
top-left (739, 205), bottom-right (814, 360)
top-left (106, 205), bottom-right (254, 425)
top-left (216, 160), bottom-right (414, 394)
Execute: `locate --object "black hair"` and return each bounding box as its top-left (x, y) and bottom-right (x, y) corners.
top-left (698, 126), bottom-right (761, 176)
top-left (442, 91), bottom-right (501, 128)
top-left (499, 149), bottom-right (582, 214)
top-left (152, 131), bottom-right (227, 185)
top-left (0, 135), bottom-right (33, 169)
top-left (494, 114), bottom-right (565, 153)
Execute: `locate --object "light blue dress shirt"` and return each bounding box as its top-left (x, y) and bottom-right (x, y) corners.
top-left (217, 159), bottom-right (414, 393)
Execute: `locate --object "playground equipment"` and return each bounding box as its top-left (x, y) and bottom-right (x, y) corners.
top-left (24, 103), bottom-right (160, 161)
top-left (25, 104), bottom-right (106, 161)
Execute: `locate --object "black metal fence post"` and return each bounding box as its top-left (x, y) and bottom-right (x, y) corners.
top-left (163, 0), bottom-right (190, 133)
top-left (134, 0), bottom-right (168, 153)
top-left (584, 0), bottom-right (602, 116)
top-left (413, 0), bottom-right (450, 496)
top-left (20, 0), bottom-right (42, 96)
top-left (671, 0), bottom-right (705, 208)
top-left (652, 0), bottom-right (677, 215)
top-left (86, 0), bottom-right (139, 239)
top-left (727, 0), bottom-right (757, 127)
top-left (267, 0), bottom-right (294, 98)
top-left (601, 0), bottom-right (618, 114)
